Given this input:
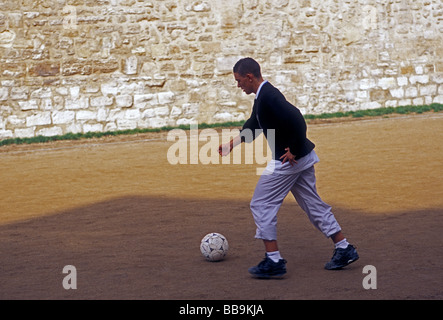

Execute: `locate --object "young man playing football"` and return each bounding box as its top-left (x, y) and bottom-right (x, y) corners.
top-left (219, 57), bottom-right (359, 278)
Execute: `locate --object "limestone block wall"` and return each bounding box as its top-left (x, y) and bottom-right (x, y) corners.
top-left (1, 0), bottom-right (443, 139)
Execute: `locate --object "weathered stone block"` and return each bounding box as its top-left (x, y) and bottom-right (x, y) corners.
top-left (409, 75), bottom-right (429, 85)
top-left (433, 95), bottom-right (443, 104)
top-left (36, 126), bottom-right (63, 137)
top-left (1, 62), bottom-right (26, 78)
top-left (83, 123), bottom-right (103, 133)
top-left (158, 91), bottom-right (175, 104)
top-left (123, 56), bottom-right (138, 75)
top-left (65, 97), bottom-right (89, 110)
top-left (62, 60), bottom-right (93, 76)
top-left (216, 56), bottom-right (242, 74)
top-left (19, 100), bottom-right (39, 110)
top-left (117, 119), bottom-right (137, 130)
top-left (361, 101), bottom-right (382, 110)
top-left (52, 111), bottom-right (75, 124)
top-left (124, 109), bottom-right (140, 120)
top-left (90, 96), bottom-right (114, 107)
top-left (116, 95), bottom-right (133, 108)
top-left (370, 90), bottom-right (391, 101)
top-left (401, 66), bottom-right (414, 75)
top-left (92, 59), bottom-right (119, 74)
top-left (76, 110), bottom-right (97, 121)
top-left (31, 87), bottom-right (52, 99)
top-left (419, 84), bottom-right (437, 96)
top-left (146, 117), bottom-right (167, 128)
top-left (0, 129), bottom-right (13, 139)
top-left (14, 127), bottom-right (34, 138)
top-left (29, 62), bottom-right (60, 77)
top-left (26, 112), bottom-right (51, 126)
top-left (397, 77), bottom-right (409, 86)
top-left (11, 88), bottom-right (28, 100)
top-left (390, 88), bottom-right (405, 99)
top-left (153, 106), bottom-right (169, 116)
top-left (134, 94), bottom-right (156, 108)
top-left (101, 82), bottom-right (119, 96)
top-left (6, 115), bottom-right (25, 127)
top-left (378, 78), bottom-right (397, 90)
top-left (405, 86), bottom-right (418, 98)
top-left (359, 79), bottom-right (376, 90)
top-left (0, 87), bottom-right (8, 101)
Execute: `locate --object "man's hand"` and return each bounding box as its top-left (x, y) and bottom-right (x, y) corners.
top-left (218, 142), bottom-right (232, 157)
top-left (280, 147), bottom-right (297, 166)
top-left (219, 136), bottom-right (242, 157)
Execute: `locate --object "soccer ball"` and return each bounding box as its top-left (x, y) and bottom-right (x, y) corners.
top-left (200, 232), bottom-right (229, 262)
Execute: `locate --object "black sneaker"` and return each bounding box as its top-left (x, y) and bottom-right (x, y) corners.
top-left (248, 254), bottom-right (287, 278)
top-left (325, 244), bottom-right (359, 270)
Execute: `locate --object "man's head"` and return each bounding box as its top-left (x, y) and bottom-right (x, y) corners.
top-left (233, 57), bottom-right (261, 78)
top-left (233, 57), bottom-right (263, 95)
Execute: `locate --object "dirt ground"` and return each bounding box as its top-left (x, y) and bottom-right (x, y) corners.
top-left (0, 113), bottom-right (442, 300)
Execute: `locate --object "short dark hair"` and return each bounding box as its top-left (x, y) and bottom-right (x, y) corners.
top-left (233, 57), bottom-right (261, 78)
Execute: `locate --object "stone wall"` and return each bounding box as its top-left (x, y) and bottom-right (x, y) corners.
top-left (1, 0), bottom-right (443, 139)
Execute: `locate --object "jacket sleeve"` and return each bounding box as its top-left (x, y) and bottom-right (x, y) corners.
top-left (239, 102), bottom-right (262, 143)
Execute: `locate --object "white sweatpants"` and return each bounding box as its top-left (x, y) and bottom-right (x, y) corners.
top-left (250, 150), bottom-right (341, 241)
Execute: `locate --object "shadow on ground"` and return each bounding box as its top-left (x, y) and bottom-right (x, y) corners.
top-left (0, 195), bottom-right (442, 300)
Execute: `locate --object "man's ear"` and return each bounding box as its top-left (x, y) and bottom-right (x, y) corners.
top-left (246, 73), bottom-right (254, 82)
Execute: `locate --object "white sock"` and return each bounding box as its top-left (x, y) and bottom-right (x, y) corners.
top-left (335, 238), bottom-right (349, 249)
top-left (267, 251), bottom-right (283, 263)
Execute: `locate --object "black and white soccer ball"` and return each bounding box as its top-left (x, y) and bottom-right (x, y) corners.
top-left (200, 232), bottom-right (229, 262)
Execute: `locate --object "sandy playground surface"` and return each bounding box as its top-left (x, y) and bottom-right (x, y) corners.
top-left (0, 113), bottom-right (442, 300)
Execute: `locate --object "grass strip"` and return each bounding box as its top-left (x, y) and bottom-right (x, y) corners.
top-left (1, 104), bottom-right (442, 147)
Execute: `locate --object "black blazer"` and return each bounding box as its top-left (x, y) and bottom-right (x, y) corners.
top-left (240, 82), bottom-right (315, 160)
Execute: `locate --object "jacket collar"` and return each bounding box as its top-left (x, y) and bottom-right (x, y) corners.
top-left (255, 80), bottom-right (268, 100)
